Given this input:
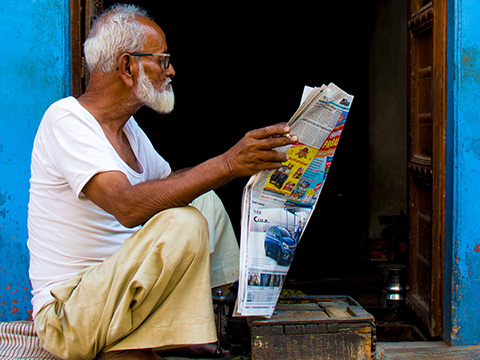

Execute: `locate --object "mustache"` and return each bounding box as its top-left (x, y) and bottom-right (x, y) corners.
top-left (162, 78), bottom-right (172, 91)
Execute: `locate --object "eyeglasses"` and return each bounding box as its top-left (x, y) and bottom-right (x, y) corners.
top-left (129, 52), bottom-right (171, 69)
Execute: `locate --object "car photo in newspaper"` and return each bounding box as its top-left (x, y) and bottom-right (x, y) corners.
top-left (235, 83), bottom-right (354, 317)
top-left (239, 201), bottom-right (311, 316)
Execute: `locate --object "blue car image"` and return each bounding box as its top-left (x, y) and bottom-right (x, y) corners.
top-left (264, 226), bottom-right (297, 266)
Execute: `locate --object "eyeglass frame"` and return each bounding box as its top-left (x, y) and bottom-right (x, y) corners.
top-left (129, 52), bottom-right (171, 69)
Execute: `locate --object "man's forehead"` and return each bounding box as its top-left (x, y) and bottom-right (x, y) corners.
top-left (139, 16), bottom-right (167, 51)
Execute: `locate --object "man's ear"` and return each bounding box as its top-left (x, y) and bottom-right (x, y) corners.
top-left (116, 53), bottom-right (137, 87)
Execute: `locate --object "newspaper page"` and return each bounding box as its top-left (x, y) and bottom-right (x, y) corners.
top-left (234, 83), bottom-right (354, 317)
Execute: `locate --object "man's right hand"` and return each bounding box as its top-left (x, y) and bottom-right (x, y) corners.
top-left (221, 123), bottom-right (298, 178)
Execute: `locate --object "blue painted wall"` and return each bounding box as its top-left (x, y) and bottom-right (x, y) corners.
top-left (0, 0), bottom-right (70, 320)
top-left (445, 0), bottom-right (480, 346)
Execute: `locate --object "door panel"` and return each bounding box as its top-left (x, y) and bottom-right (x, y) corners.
top-left (407, 0), bottom-right (446, 338)
top-left (70, 0), bottom-right (104, 97)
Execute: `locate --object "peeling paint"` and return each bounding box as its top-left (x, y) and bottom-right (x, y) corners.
top-left (460, 46), bottom-right (480, 83)
top-left (451, 324), bottom-right (460, 342)
top-left (0, 189), bottom-right (8, 206)
top-left (474, 244), bottom-right (480, 253)
top-left (0, 282), bottom-right (33, 321)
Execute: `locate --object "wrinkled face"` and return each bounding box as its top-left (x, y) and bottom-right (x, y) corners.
top-left (134, 17), bottom-right (176, 114)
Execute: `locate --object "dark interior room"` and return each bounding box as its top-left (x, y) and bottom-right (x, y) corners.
top-left (102, 0), bottom-right (371, 275)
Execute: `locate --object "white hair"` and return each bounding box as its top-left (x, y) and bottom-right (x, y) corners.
top-left (83, 4), bottom-right (150, 73)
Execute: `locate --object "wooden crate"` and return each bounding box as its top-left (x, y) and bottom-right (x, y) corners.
top-left (250, 295), bottom-right (376, 360)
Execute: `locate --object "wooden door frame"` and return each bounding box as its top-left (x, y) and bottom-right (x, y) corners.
top-left (70, 0), bottom-right (82, 97)
top-left (406, 0), bottom-right (447, 338)
top-left (70, 0), bottom-right (104, 97)
top-left (430, 0), bottom-right (447, 338)
top-left (68, 0), bottom-right (448, 340)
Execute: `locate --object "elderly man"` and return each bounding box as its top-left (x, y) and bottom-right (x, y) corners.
top-left (27, 4), bottom-right (297, 360)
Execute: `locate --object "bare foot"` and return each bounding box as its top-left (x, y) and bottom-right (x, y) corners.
top-left (156, 343), bottom-right (222, 358)
top-left (95, 349), bottom-right (166, 360)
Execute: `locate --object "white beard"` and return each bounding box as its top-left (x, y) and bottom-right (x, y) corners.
top-left (135, 64), bottom-right (175, 114)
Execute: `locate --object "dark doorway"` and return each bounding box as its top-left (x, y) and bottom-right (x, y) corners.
top-left (99, 1), bottom-right (371, 276)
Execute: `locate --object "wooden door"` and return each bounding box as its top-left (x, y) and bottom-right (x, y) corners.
top-left (406, 0), bottom-right (447, 338)
top-left (70, 0), bottom-right (104, 97)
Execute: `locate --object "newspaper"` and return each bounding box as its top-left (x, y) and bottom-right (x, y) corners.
top-left (234, 83), bottom-right (354, 317)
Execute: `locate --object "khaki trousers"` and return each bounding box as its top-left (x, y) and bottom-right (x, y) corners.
top-left (34, 192), bottom-right (239, 360)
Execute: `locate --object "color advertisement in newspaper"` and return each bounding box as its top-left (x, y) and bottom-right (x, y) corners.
top-left (235, 83), bottom-right (353, 317)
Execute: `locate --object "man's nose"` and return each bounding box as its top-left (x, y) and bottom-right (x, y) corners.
top-left (165, 63), bottom-right (175, 78)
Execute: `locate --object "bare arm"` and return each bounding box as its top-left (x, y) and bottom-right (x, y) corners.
top-left (82, 123), bottom-right (297, 228)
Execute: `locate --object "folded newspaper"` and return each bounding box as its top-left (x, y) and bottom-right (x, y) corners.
top-left (234, 83), bottom-right (354, 317)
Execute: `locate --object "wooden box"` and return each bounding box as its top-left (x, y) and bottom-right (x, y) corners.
top-left (250, 295), bottom-right (376, 360)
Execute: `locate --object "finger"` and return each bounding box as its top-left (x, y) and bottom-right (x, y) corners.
top-left (249, 149), bottom-right (289, 165)
top-left (248, 123), bottom-right (291, 139)
top-left (263, 152), bottom-right (289, 164)
top-left (256, 134), bottom-right (298, 150)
